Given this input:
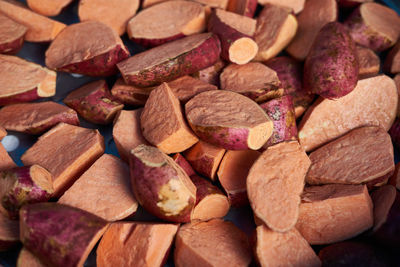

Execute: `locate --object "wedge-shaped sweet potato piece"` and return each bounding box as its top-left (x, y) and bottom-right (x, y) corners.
top-left (21, 123), bottom-right (105, 197)
top-left (27, 0), bottom-right (73, 16)
top-left (192, 59), bottom-right (226, 86)
top-left (0, 55), bottom-right (56, 105)
top-left (111, 78), bottom-right (153, 106)
top-left (46, 21), bottom-right (130, 77)
top-left (168, 75), bottom-right (217, 103)
top-left (173, 153), bottom-right (196, 177)
top-left (59, 154), bottom-right (138, 221)
top-left (0, 143), bottom-right (16, 171)
top-left (389, 163), bottom-right (400, 190)
top-left (220, 63), bottom-right (283, 103)
top-left (296, 184), bottom-right (373, 245)
top-left (307, 127), bottom-right (394, 186)
top-left (130, 145), bottom-right (196, 222)
top-left (357, 46), bottom-right (380, 79)
top-left (384, 41), bottom-right (400, 74)
top-left (118, 33), bottom-right (221, 87)
top-left (17, 248), bottom-right (45, 267)
top-left (286, 0), bottom-right (337, 60)
top-left (193, 0), bottom-right (228, 9)
top-left (0, 102), bottom-right (79, 134)
top-left (174, 219), bottom-right (252, 267)
top-left (227, 0), bottom-right (257, 17)
top-left (298, 75), bottom-right (398, 152)
top-left (247, 141), bottom-right (310, 232)
top-left (0, 13), bottom-right (26, 54)
top-left (344, 3), bottom-right (400, 52)
top-left (255, 225), bottom-right (321, 267)
top-left (257, 0), bottom-right (305, 14)
top-left (141, 83), bottom-right (198, 154)
top-left (20, 203), bottom-right (108, 267)
top-left (186, 90), bottom-right (273, 150)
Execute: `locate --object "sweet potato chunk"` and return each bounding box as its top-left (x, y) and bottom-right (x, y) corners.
top-left (168, 75), bottom-right (217, 103)
top-left (0, 144), bottom-right (16, 171)
top-left (0, 126), bottom-right (5, 140)
top-left (173, 153), bottom-right (196, 177)
top-left (357, 46), bottom-right (380, 78)
top-left (389, 163), bottom-right (400, 190)
top-left (17, 248), bottom-right (45, 267)
top-left (257, 0), bottom-right (305, 14)
top-left (27, 0), bottom-right (73, 16)
top-left (111, 78), bottom-right (153, 106)
top-left (227, 0), bottom-right (257, 17)
top-left (193, 0), bottom-right (228, 9)
top-left (384, 41), bottom-right (400, 74)
top-left (0, 13), bottom-right (26, 54)
top-left (0, 212), bottom-right (19, 251)
top-left (192, 59), bottom-right (226, 86)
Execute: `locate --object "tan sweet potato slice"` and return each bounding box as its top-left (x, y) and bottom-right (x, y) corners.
top-left (384, 41), bottom-right (400, 74)
top-left (0, 0), bottom-right (66, 42)
top-left (0, 13), bottom-right (26, 54)
top-left (286, 0), bottom-right (337, 60)
top-left (21, 123), bottom-right (105, 197)
top-left (111, 78), bottom-right (153, 106)
top-left (174, 219), bottom-right (252, 267)
top-left (191, 59), bottom-right (226, 86)
top-left (0, 212), bottom-right (19, 251)
top-left (296, 184), bottom-right (373, 245)
top-left (17, 248), bottom-right (45, 267)
top-left (0, 143), bottom-right (16, 171)
top-left (168, 75), bottom-right (217, 103)
top-left (141, 83), bottom-right (198, 154)
top-left (257, 0), bottom-right (305, 14)
top-left (27, 0), bottom-right (73, 17)
top-left (0, 102), bottom-right (79, 134)
top-left (357, 46), bottom-right (380, 79)
top-left (97, 222), bottom-right (178, 267)
top-left (247, 141), bottom-right (310, 232)
top-left (299, 75), bottom-right (398, 152)
top-left (255, 226), bottom-right (321, 267)
top-left (389, 162), bottom-right (400, 190)
top-left (227, 0), bottom-right (257, 17)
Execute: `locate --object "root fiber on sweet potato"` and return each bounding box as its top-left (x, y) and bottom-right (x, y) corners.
top-left (0, 144), bottom-right (16, 171)
top-left (257, 0), bottom-right (305, 14)
top-left (0, 212), bottom-right (19, 251)
top-left (227, 0), bottom-right (257, 17)
top-left (384, 41), bottom-right (400, 74)
top-left (27, 0), bottom-right (73, 17)
top-left (17, 248), bottom-right (45, 267)
top-left (357, 45), bottom-right (380, 79)
top-left (0, 13), bottom-right (26, 55)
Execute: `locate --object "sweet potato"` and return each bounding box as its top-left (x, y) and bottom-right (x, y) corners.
top-left (220, 63), bottom-right (283, 102)
top-left (174, 219), bottom-right (252, 267)
top-left (217, 150), bottom-right (260, 207)
top-left (45, 21), bottom-right (130, 77)
top-left (173, 153), bottom-right (196, 177)
top-left (97, 222), bottom-right (179, 267)
top-left (0, 55), bottom-right (56, 105)
top-left (227, 0), bottom-right (257, 17)
top-left (389, 118), bottom-right (400, 149)
top-left (141, 83), bottom-right (198, 154)
top-left (168, 75), bottom-right (218, 103)
top-left (384, 41), bottom-right (400, 74)
top-left (396, 74), bottom-right (400, 116)
top-left (185, 90), bottom-right (273, 150)
top-left (344, 2), bottom-right (400, 52)
top-left (184, 140), bottom-right (225, 181)
top-left (286, 0), bottom-right (337, 61)
top-left (141, 0), bottom-right (169, 8)
top-left (0, 212), bottom-right (19, 251)
top-left (130, 145), bottom-right (196, 222)
top-left (0, 144), bottom-right (16, 171)
top-left (298, 75), bottom-right (398, 152)
top-left (191, 59), bottom-right (226, 86)
top-left (193, 0), bottom-right (228, 9)
top-left (337, 0), bottom-right (373, 7)
top-left (17, 248), bottom-right (45, 267)
top-left (21, 123), bottom-right (105, 197)
top-left (247, 141), bottom-right (310, 232)
top-left (255, 226), bottom-right (321, 267)
top-left (113, 109), bottom-right (149, 162)
top-left (357, 45), bottom-right (380, 79)
top-left (253, 4), bottom-right (298, 61)
top-left (389, 163), bottom-right (400, 190)
top-left (118, 33), bottom-right (221, 87)
top-left (79, 0), bottom-right (139, 36)
top-left (0, 126), bottom-right (5, 140)
top-left (0, 14), bottom-right (26, 54)
top-left (128, 1), bottom-right (206, 47)
top-left (0, 102), bottom-right (79, 134)
top-left (208, 9), bottom-right (257, 64)
top-left (0, 0), bottom-right (66, 42)
top-left (26, 0), bottom-right (73, 16)
top-left (257, 0), bottom-right (305, 14)
top-left (20, 203), bottom-right (108, 267)
top-left (111, 78), bottom-right (153, 106)
top-left (296, 184), bottom-right (373, 245)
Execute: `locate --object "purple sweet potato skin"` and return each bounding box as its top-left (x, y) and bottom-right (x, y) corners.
top-left (190, 175), bottom-right (223, 204)
top-left (0, 89), bottom-right (40, 106)
top-left (304, 22), bottom-right (359, 99)
top-left (19, 203), bottom-right (107, 267)
top-left (0, 34), bottom-right (25, 55)
top-left (131, 33), bottom-right (185, 48)
top-left (173, 153), bottom-right (196, 177)
top-left (25, 112), bottom-right (79, 135)
top-left (389, 118), bottom-right (400, 149)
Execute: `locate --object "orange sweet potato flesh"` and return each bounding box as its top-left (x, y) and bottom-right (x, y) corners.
top-left (257, 0), bottom-right (305, 14)
top-left (296, 184), bottom-right (373, 245)
top-left (27, 0), bottom-right (73, 17)
top-left (389, 162), bottom-right (400, 190)
top-left (17, 248), bottom-right (45, 267)
top-left (0, 126), bottom-right (5, 140)
top-left (0, 143), bottom-right (16, 171)
top-left (247, 141), bottom-right (310, 232)
top-left (0, 211), bottom-right (19, 251)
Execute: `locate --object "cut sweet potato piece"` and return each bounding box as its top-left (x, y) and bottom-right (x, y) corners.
top-left (185, 90), bottom-right (273, 150)
top-left (20, 203), bottom-right (108, 267)
top-left (0, 101), bottom-right (79, 134)
top-left (59, 154), bottom-right (138, 221)
top-left (79, 0), bottom-right (139, 36)
top-left (286, 0), bottom-right (337, 60)
top-left (217, 150), bottom-right (260, 207)
top-left (389, 163), bottom-right (400, 190)
top-left (396, 74), bottom-right (400, 116)
top-left (141, 83), bottom-right (198, 154)
top-left (344, 2), bottom-right (400, 52)
top-left (130, 145), bottom-right (196, 222)
top-left (184, 140), bottom-right (225, 181)
top-left (174, 219), bottom-right (252, 267)
top-left (220, 62), bottom-right (283, 103)
top-left (26, 0), bottom-right (73, 17)
top-left (113, 109), bottom-right (149, 162)
top-left (227, 0), bottom-right (257, 17)
top-left (17, 248), bottom-right (45, 267)
top-left (257, 0), bottom-right (305, 14)
top-left (141, 0), bottom-right (169, 8)
top-left (298, 75), bottom-right (398, 152)
top-left (247, 141), bottom-right (310, 232)
top-left (193, 0), bottom-right (228, 9)
top-left (384, 41), bottom-right (400, 74)
top-left (296, 184), bottom-right (373, 245)
top-left (0, 13), bottom-right (26, 54)
top-left (97, 222), bottom-right (178, 267)
top-left (357, 45), bottom-right (380, 79)
top-left (111, 78), bottom-right (153, 106)
top-left (0, 126), bottom-right (5, 140)
top-left (0, 143), bottom-right (16, 171)
top-left (0, 55), bottom-right (56, 105)
top-left (173, 153), bottom-right (196, 177)
top-left (21, 123), bottom-right (105, 197)
top-left (118, 33), bottom-right (221, 87)
top-left (45, 21), bottom-right (130, 77)
top-left (253, 4), bottom-right (298, 61)
top-left (255, 226), bottom-right (321, 267)
top-left (307, 126), bottom-right (394, 186)
top-left (372, 185), bottom-right (396, 232)
top-left (0, 212), bottom-right (19, 251)
top-left (191, 59), bottom-right (226, 86)
top-left (168, 75), bottom-right (217, 103)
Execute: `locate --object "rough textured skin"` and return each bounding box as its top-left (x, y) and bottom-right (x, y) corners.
top-left (97, 222), bottom-right (178, 267)
top-left (0, 89), bottom-right (40, 106)
top-left (27, 0), bottom-right (73, 16)
top-left (384, 41), bottom-right (400, 74)
top-left (118, 33), bottom-right (221, 87)
top-left (130, 145), bottom-right (196, 222)
top-left (227, 0), bottom-right (257, 17)
top-left (168, 75), bottom-right (217, 103)
top-left (111, 78), bottom-right (153, 106)
top-left (371, 185), bottom-right (396, 233)
top-left (0, 212), bottom-right (19, 251)
top-left (304, 22), bottom-right (358, 99)
top-left (64, 80), bottom-right (124, 124)
top-left (185, 90), bottom-right (273, 150)
top-left (17, 248), bottom-right (45, 267)
top-left (0, 144), bottom-right (16, 171)
top-left (296, 184), bottom-right (373, 245)
top-left (174, 219), bottom-right (252, 267)
top-left (0, 102), bottom-right (79, 134)
top-left (307, 127), bottom-right (394, 186)
top-left (19, 203), bottom-right (108, 267)
top-left (0, 14), bottom-right (26, 54)
top-left (357, 45), bottom-right (380, 78)
top-left (298, 75), bottom-right (398, 152)
top-left (173, 153), bottom-right (196, 177)
top-left (389, 163), bottom-right (400, 190)
top-left (247, 141), bottom-right (310, 232)
top-left (191, 59), bottom-right (226, 86)
top-left (257, 0), bottom-right (305, 14)
top-left (255, 226), bottom-right (321, 267)
top-left (220, 63), bottom-right (283, 103)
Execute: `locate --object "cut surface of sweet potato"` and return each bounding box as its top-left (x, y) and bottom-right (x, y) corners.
top-left (17, 248), bottom-right (45, 267)
top-left (111, 78), bottom-right (153, 106)
top-left (0, 144), bottom-right (15, 171)
top-left (357, 46), bottom-right (380, 78)
top-left (168, 75), bottom-right (217, 103)
top-left (257, 0), bottom-right (305, 14)
top-left (0, 126), bottom-right (5, 140)
top-left (227, 0), bottom-right (257, 17)
top-left (0, 13), bottom-right (26, 54)
top-left (27, 0), bottom-right (73, 17)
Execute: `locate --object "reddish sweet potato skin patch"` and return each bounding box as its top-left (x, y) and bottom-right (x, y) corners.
top-left (0, 89), bottom-right (40, 106)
